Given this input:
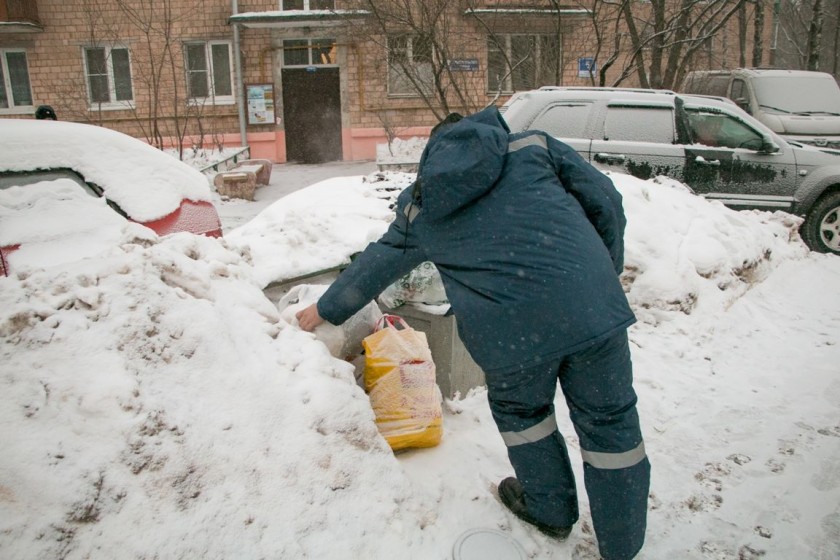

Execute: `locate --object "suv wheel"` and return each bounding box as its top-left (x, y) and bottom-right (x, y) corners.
top-left (802, 191), bottom-right (840, 255)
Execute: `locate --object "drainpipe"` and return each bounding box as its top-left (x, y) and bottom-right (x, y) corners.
top-left (232, 0), bottom-right (248, 147)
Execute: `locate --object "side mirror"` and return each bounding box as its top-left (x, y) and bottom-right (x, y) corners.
top-left (735, 98), bottom-right (751, 114)
top-left (759, 136), bottom-right (780, 154)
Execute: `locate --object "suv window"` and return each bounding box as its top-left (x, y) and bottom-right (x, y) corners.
top-left (684, 73), bottom-right (729, 97)
top-left (605, 106), bottom-right (675, 143)
top-left (530, 102), bottom-right (593, 137)
top-left (686, 109), bottom-right (763, 149)
top-left (730, 79), bottom-right (748, 102)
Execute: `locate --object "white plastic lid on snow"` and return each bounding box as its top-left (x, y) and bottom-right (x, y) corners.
top-left (452, 528), bottom-right (527, 560)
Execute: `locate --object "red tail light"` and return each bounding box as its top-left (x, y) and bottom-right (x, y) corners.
top-left (1, 244), bottom-right (20, 277)
top-left (138, 200), bottom-right (223, 238)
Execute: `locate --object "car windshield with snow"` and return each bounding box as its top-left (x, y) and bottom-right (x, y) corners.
top-left (0, 120), bottom-right (223, 276)
top-left (501, 87), bottom-right (840, 255)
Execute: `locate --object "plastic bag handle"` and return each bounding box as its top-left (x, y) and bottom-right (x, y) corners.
top-left (376, 314), bottom-right (410, 331)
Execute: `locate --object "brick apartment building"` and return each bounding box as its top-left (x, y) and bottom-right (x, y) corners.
top-left (1, 1), bottom-right (774, 164)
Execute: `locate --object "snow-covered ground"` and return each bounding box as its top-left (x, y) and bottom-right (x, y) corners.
top-left (1, 157), bottom-right (839, 559)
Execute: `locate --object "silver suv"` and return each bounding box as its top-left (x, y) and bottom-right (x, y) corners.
top-left (501, 87), bottom-right (840, 255)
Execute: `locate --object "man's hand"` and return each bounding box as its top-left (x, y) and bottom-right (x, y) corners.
top-left (296, 303), bottom-right (325, 332)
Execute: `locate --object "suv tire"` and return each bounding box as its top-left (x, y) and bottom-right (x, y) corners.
top-left (802, 191), bottom-right (840, 255)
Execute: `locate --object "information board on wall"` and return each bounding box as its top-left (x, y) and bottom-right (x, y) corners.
top-left (578, 57), bottom-right (597, 78)
top-left (246, 84), bottom-right (275, 125)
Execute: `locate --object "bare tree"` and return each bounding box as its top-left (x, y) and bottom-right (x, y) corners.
top-left (752, 0), bottom-right (766, 66)
top-left (343, 0), bottom-right (486, 120)
top-left (807, 0), bottom-right (825, 70)
top-left (470, 6), bottom-right (563, 94)
top-left (376, 110), bottom-right (409, 156)
top-left (774, 0), bottom-right (840, 76)
top-left (833, 0), bottom-right (840, 74)
top-left (114, 0), bottom-right (209, 157)
top-left (564, 0), bottom-right (748, 89)
top-left (739, 1), bottom-right (748, 67)
top-left (341, 0), bottom-right (571, 117)
top-left (46, 0), bottom-right (214, 159)
top-left (50, 0), bottom-right (123, 125)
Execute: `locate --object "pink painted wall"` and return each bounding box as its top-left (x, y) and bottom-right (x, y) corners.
top-left (176, 126), bottom-right (431, 164)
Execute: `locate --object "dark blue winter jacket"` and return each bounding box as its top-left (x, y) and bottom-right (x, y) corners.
top-left (317, 106), bottom-right (635, 374)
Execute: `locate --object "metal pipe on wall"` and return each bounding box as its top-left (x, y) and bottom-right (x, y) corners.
top-left (232, 0), bottom-right (248, 147)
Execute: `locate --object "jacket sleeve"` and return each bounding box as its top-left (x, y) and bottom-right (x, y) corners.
top-left (316, 198), bottom-right (427, 325)
top-left (546, 134), bottom-right (627, 274)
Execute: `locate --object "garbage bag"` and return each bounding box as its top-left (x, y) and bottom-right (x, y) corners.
top-left (363, 314), bottom-right (443, 451)
top-left (378, 261), bottom-right (448, 309)
top-left (279, 283), bottom-right (382, 360)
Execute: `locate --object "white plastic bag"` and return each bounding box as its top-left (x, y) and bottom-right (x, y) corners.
top-left (278, 284), bottom-right (382, 360)
top-left (378, 261), bottom-right (448, 309)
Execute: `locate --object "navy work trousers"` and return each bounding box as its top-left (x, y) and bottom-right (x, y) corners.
top-left (485, 330), bottom-right (650, 560)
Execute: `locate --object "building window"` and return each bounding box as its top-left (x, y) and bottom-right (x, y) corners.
top-left (83, 46), bottom-right (134, 108)
top-left (387, 35), bottom-right (433, 97)
top-left (185, 41), bottom-right (234, 104)
top-left (281, 0), bottom-right (334, 9)
top-left (0, 49), bottom-right (33, 113)
top-left (487, 34), bottom-right (560, 93)
top-left (282, 39), bottom-right (336, 67)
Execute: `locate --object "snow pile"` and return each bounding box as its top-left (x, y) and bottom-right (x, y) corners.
top-left (0, 233), bottom-right (422, 559)
top-left (225, 171), bottom-right (413, 287)
top-left (0, 179), bottom-right (156, 272)
top-left (615, 173), bottom-right (807, 320)
top-left (376, 137), bottom-right (426, 169)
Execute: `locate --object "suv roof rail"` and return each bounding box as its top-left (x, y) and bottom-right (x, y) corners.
top-left (536, 86), bottom-right (676, 95)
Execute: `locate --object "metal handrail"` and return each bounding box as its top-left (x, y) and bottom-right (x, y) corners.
top-left (199, 146), bottom-right (252, 174)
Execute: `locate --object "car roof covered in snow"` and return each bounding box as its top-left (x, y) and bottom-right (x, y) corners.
top-left (0, 119), bottom-right (213, 222)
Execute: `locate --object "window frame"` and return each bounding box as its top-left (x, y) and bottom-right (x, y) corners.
top-left (486, 33), bottom-right (560, 94)
top-left (282, 38), bottom-right (337, 68)
top-left (184, 40), bottom-right (235, 106)
top-left (604, 104), bottom-right (676, 143)
top-left (0, 48), bottom-right (34, 115)
top-left (685, 108), bottom-right (764, 150)
top-left (530, 101), bottom-right (595, 139)
top-left (280, 0), bottom-right (335, 9)
top-left (82, 45), bottom-right (135, 111)
top-left (387, 34), bottom-right (434, 98)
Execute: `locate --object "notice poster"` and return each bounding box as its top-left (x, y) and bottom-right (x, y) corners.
top-left (247, 84), bottom-right (275, 125)
top-left (578, 57), bottom-right (597, 78)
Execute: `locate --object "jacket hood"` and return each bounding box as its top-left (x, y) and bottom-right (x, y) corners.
top-left (415, 106), bottom-right (510, 221)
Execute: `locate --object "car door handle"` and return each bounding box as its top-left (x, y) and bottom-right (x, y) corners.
top-left (594, 153), bottom-right (626, 164)
top-left (694, 156), bottom-right (721, 167)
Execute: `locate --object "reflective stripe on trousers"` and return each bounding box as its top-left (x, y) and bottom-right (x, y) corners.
top-left (500, 412), bottom-right (558, 447)
top-left (500, 413), bottom-right (647, 470)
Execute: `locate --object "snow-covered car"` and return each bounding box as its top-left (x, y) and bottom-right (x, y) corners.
top-left (501, 87), bottom-right (840, 255)
top-left (0, 119), bottom-right (223, 275)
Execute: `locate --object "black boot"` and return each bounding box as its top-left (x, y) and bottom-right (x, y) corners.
top-left (498, 477), bottom-right (572, 540)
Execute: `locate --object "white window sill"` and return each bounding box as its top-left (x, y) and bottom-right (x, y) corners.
top-left (88, 102), bottom-right (136, 111)
top-left (188, 97), bottom-right (236, 106)
top-left (0, 106), bottom-right (35, 116)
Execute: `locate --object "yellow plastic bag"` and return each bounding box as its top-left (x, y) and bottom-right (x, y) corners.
top-left (363, 315), bottom-right (443, 451)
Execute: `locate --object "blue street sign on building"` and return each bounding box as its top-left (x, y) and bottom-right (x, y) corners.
top-left (449, 59), bottom-right (479, 72)
top-left (578, 57), bottom-right (596, 78)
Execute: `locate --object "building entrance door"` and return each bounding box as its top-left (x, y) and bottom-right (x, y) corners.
top-left (281, 67), bottom-right (342, 163)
